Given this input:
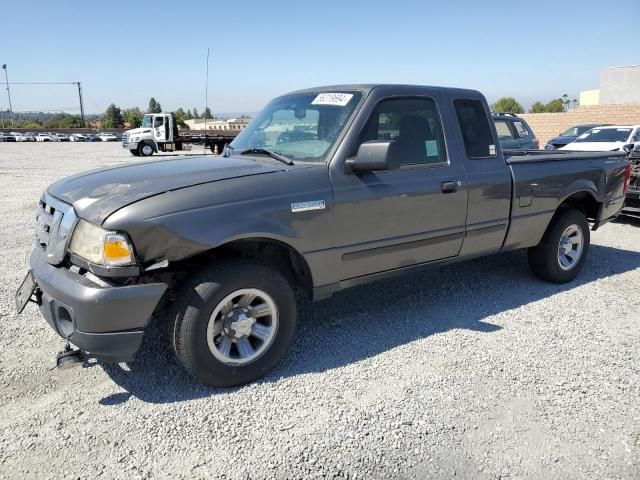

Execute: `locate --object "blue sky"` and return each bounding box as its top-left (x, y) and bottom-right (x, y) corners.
top-left (2, 0), bottom-right (638, 115)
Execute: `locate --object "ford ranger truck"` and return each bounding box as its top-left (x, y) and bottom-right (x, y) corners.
top-left (16, 84), bottom-right (630, 387)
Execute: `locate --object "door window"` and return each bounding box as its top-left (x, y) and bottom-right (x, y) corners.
top-left (494, 120), bottom-right (515, 140)
top-left (454, 99), bottom-right (497, 158)
top-left (353, 97), bottom-right (447, 166)
top-left (154, 117), bottom-right (163, 128)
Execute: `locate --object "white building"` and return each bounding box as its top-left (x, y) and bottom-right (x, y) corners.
top-left (579, 65), bottom-right (640, 106)
top-left (185, 117), bottom-right (251, 132)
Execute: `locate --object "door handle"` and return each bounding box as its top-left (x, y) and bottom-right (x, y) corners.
top-left (441, 181), bottom-right (458, 194)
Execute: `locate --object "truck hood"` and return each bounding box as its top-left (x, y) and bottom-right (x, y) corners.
top-left (124, 127), bottom-right (151, 136)
top-left (48, 156), bottom-right (286, 224)
top-left (559, 142), bottom-right (624, 152)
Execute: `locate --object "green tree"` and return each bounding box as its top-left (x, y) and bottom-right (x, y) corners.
top-left (529, 102), bottom-right (545, 113)
top-left (22, 121), bottom-right (42, 129)
top-left (186, 109), bottom-right (193, 120)
top-left (202, 107), bottom-right (212, 119)
top-left (491, 97), bottom-right (525, 114)
top-left (59, 114), bottom-right (82, 128)
top-left (543, 99), bottom-right (564, 113)
top-left (102, 103), bottom-right (124, 128)
top-left (147, 97), bottom-right (162, 114)
top-left (173, 109), bottom-right (189, 129)
top-left (43, 115), bottom-right (64, 128)
top-left (123, 107), bottom-right (143, 128)
top-left (192, 108), bottom-right (199, 119)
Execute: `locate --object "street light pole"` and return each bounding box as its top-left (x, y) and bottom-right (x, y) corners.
top-left (2, 64), bottom-right (14, 127)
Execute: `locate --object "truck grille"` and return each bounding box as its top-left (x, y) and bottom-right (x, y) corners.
top-left (122, 132), bottom-right (129, 146)
top-left (35, 193), bottom-right (77, 265)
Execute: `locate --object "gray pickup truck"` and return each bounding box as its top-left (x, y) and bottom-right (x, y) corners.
top-left (16, 84), bottom-right (630, 386)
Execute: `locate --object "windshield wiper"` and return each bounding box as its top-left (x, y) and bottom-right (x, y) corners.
top-left (240, 148), bottom-right (294, 165)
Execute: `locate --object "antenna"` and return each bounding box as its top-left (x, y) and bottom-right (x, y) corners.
top-left (204, 47), bottom-right (210, 154)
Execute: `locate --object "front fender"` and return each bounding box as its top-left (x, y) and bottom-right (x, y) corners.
top-left (102, 166), bottom-right (333, 267)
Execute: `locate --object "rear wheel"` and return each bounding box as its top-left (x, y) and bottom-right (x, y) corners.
top-left (528, 208), bottom-right (590, 283)
top-left (170, 259), bottom-right (297, 387)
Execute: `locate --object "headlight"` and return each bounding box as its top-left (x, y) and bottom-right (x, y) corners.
top-left (131, 136), bottom-right (140, 142)
top-left (68, 220), bottom-right (135, 266)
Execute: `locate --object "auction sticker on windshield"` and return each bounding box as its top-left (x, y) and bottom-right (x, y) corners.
top-left (311, 93), bottom-right (353, 107)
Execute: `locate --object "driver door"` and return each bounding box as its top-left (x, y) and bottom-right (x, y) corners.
top-left (153, 115), bottom-right (167, 142)
top-left (329, 94), bottom-right (469, 280)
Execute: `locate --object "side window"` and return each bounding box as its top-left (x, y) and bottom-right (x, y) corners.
top-left (513, 121), bottom-right (529, 138)
top-left (454, 99), bottom-right (497, 158)
top-left (494, 120), bottom-right (515, 140)
top-left (153, 117), bottom-right (163, 128)
top-left (633, 129), bottom-right (640, 142)
top-left (354, 97), bottom-right (447, 166)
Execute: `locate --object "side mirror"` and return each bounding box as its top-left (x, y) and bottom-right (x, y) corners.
top-left (623, 143), bottom-right (635, 154)
top-left (346, 140), bottom-right (399, 173)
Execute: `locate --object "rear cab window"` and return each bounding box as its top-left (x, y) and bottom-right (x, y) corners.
top-left (453, 99), bottom-right (497, 158)
top-left (513, 121), bottom-right (529, 138)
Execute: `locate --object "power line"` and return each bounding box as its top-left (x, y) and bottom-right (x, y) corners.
top-left (5, 82), bottom-right (78, 85)
top-left (13, 108), bottom-right (82, 112)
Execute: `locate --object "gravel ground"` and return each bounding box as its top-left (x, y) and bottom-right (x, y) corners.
top-left (0, 142), bottom-right (638, 479)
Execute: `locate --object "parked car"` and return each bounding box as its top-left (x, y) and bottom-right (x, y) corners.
top-left (70, 133), bottom-right (86, 142)
top-left (35, 132), bottom-right (54, 142)
top-left (16, 84), bottom-right (629, 387)
top-left (19, 133), bottom-right (35, 142)
top-left (492, 113), bottom-right (539, 150)
top-left (55, 133), bottom-right (70, 142)
top-left (623, 144), bottom-right (640, 208)
top-left (544, 123), bottom-right (610, 150)
top-left (0, 133), bottom-right (17, 142)
top-left (84, 134), bottom-right (101, 142)
top-left (559, 125), bottom-right (640, 152)
top-left (98, 132), bottom-right (119, 142)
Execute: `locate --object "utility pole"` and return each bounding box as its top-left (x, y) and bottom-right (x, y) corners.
top-left (75, 82), bottom-right (85, 128)
top-left (2, 64), bottom-right (14, 127)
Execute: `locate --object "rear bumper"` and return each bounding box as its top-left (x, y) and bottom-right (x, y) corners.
top-left (30, 247), bottom-right (167, 362)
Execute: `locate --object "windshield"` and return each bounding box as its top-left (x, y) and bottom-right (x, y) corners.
top-left (573, 128), bottom-right (632, 143)
top-left (562, 125), bottom-right (601, 136)
top-left (229, 91), bottom-right (363, 162)
top-left (141, 115), bottom-right (154, 128)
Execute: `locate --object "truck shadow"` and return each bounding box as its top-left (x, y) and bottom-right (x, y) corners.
top-left (99, 243), bottom-right (640, 405)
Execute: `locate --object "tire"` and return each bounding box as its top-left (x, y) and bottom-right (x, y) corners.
top-left (528, 208), bottom-right (590, 283)
top-left (138, 142), bottom-right (154, 156)
top-left (170, 259), bottom-right (297, 387)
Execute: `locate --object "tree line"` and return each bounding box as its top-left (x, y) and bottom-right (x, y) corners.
top-left (102, 98), bottom-right (216, 129)
top-left (491, 95), bottom-right (578, 114)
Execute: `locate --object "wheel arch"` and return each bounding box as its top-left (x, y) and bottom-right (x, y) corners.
top-left (556, 189), bottom-right (601, 223)
top-left (180, 236), bottom-right (314, 299)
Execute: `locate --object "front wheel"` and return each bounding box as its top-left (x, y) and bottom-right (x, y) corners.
top-left (170, 260), bottom-right (297, 387)
top-left (138, 142), bottom-right (154, 156)
top-left (528, 208), bottom-right (590, 283)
